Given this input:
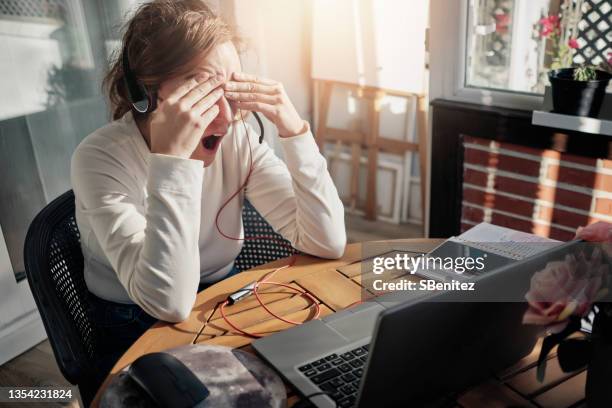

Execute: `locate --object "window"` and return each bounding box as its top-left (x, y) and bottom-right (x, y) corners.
top-left (0, 0), bottom-right (145, 281)
top-left (465, 0), bottom-right (612, 95)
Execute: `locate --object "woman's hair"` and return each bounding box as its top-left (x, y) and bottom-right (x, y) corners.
top-left (103, 0), bottom-right (238, 120)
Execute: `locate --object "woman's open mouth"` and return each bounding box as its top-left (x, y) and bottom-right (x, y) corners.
top-left (202, 135), bottom-right (222, 150)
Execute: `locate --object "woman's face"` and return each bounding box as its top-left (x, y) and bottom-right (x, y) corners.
top-left (157, 41), bottom-right (241, 138)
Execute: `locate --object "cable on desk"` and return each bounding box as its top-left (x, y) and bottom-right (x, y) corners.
top-left (214, 113), bottom-right (321, 338)
top-left (219, 254), bottom-right (321, 338)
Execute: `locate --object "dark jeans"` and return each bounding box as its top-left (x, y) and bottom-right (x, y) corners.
top-left (89, 265), bottom-right (240, 376)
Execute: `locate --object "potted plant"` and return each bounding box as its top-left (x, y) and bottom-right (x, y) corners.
top-left (549, 65), bottom-right (611, 117)
top-left (536, 1), bottom-right (612, 117)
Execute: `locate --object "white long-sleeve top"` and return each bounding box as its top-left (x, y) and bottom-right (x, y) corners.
top-left (70, 112), bottom-right (346, 322)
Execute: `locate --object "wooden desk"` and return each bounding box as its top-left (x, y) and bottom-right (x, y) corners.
top-left (93, 240), bottom-right (587, 407)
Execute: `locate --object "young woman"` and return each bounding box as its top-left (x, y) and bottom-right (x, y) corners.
top-left (71, 0), bottom-right (345, 370)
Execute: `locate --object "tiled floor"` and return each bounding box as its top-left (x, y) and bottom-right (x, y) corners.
top-left (0, 214), bottom-right (422, 406)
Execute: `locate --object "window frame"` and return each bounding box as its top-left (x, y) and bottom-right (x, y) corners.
top-left (429, 0), bottom-right (544, 111)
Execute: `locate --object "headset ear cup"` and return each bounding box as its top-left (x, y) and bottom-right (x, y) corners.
top-left (131, 82), bottom-right (150, 113)
top-left (122, 46), bottom-right (150, 114)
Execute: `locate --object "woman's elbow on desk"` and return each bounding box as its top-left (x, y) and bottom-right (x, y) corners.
top-left (306, 211), bottom-right (347, 259)
top-left (322, 233), bottom-right (347, 259)
top-left (140, 292), bottom-right (195, 323)
top-left (155, 302), bottom-right (193, 323)
top-left (125, 273), bottom-right (198, 323)
top-left (320, 210), bottom-right (348, 259)
top-left (303, 230), bottom-right (347, 260)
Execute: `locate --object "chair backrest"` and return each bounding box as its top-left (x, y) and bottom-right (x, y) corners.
top-left (234, 200), bottom-right (298, 271)
top-left (23, 190), bottom-right (100, 397)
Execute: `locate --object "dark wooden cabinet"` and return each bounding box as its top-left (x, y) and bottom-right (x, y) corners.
top-left (429, 99), bottom-right (612, 238)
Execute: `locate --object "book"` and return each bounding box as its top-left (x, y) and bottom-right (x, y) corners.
top-left (450, 222), bottom-right (559, 261)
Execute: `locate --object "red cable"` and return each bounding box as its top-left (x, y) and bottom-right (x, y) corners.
top-left (219, 255), bottom-right (321, 338)
top-left (214, 113), bottom-right (320, 338)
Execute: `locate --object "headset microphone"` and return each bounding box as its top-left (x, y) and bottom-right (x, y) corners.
top-left (252, 112), bottom-right (265, 144)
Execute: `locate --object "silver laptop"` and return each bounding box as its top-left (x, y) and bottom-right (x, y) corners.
top-left (253, 240), bottom-right (580, 407)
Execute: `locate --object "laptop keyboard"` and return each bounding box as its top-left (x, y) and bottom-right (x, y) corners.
top-left (298, 344), bottom-right (369, 408)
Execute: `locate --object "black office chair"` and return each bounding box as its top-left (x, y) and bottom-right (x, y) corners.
top-left (23, 190), bottom-right (296, 406)
top-left (24, 190), bottom-right (100, 405)
top-left (235, 201), bottom-right (298, 271)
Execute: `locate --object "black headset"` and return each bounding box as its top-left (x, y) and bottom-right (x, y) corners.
top-left (122, 46), bottom-right (153, 113)
top-left (122, 47), bottom-right (265, 144)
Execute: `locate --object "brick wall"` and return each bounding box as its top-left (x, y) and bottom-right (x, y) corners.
top-left (461, 136), bottom-right (612, 241)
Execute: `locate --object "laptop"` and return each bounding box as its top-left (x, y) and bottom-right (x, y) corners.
top-left (253, 239), bottom-right (581, 407)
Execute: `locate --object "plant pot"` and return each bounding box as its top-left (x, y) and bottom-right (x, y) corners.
top-left (548, 68), bottom-right (611, 117)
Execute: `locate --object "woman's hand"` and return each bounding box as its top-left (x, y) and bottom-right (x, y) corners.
top-left (224, 72), bottom-right (306, 137)
top-left (150, 73), bottom-right (224, 159)
top-left (576, 221), bottom-right (612, 242)
top-left (576, 221), bottom-right (612, 257)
